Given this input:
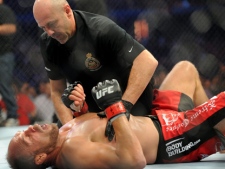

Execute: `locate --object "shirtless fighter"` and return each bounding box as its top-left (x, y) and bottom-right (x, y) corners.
top-left (7, 61), bottom-right (225, 169)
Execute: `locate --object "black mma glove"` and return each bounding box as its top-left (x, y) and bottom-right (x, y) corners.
top-left (92, 79), bottom-right (132, 141)
top-left (103, 100), bottom-right (133, 141)
top-left (97, 100), bottom-right (133, 120)
top-left (61, 81), bottom-right (88, 117)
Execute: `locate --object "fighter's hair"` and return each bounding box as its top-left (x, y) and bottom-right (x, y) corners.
top-left (6, 139), bottom-right (44, 169)
top-left (6, 154), bottom-right (42, 169)
top-left (6, 150), bottom-right (48, 169)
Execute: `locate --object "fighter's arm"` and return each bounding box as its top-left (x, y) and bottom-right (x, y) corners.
top-left (62, 116), bottom-right (146, 169)
top-left (0, 23), bottom-right (16, 35)
top-left (50, 79), bottom-right (73, 125)
top-left (73, 79), bottom-right (145, 168)
top-left (0, 7), bottom-right (16, 35)
top-left (122, 50), bottom-right (158, 104)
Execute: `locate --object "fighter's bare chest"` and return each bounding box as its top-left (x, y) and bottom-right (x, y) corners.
top-left (61, 114), bottom-right (108, 141)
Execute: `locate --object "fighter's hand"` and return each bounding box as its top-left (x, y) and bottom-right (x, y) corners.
top-left (92, 79), bottom-right (133, 141)
top-left (61, 81), bottom-right (88, 116)
top-left (91, 79), bottom-right (126, 121)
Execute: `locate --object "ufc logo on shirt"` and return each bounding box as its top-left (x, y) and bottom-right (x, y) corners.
top-left (96, 86), bottom-right (114, 99)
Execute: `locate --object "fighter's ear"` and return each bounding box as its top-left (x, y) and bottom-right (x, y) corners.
top-left (34, 153), bottom-right (47, 165)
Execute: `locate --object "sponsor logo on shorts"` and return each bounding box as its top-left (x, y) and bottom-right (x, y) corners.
top-left (85, 53), bottom-right (102, 71)
top-left (165, 137), bottom-right (201, 157)
top-left (189, 99), bottom-right (216, 122)
top-left (162, 113), bottom-right (180, 126)
top-left (161, 112), bottom-right (189, 132)
top-left (161, 97), bottom-right (217, 132)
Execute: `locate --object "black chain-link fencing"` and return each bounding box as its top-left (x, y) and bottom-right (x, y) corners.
top-left (4, 0), bottom-right (225, 97)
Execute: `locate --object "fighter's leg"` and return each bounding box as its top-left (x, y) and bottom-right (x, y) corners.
top-left (159, 60), bottom-right (208, 106)
top-left (155, 92), bottom-right (225, 162)
top-left (214, 108), bottom-right (225, 142)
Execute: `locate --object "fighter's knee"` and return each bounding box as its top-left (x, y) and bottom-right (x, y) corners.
top-left (176, 61), bottom-right (198, 74)
top-left (176, 60), bottom-right (194, 68)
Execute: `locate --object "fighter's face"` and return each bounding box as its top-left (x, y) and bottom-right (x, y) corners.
top-left (33, 4), bottom-right (74, 44)
top-left (12, 123), bottom-right (59, 153)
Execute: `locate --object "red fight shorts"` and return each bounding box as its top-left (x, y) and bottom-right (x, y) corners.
top-left (151, 89), bottom-right (195, 114)
top-left (151, 90), bottom-right (225, 163)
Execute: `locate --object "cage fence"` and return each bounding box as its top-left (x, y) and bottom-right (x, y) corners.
top-left (3, 0), bottom-right (225, 98)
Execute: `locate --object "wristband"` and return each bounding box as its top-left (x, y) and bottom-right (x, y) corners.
top-left (104, 101), bottom-right (126, 120)
top-left (122, 100), bottom-right (133, 112)
top-left (73, 101), bottom-right (88, 117)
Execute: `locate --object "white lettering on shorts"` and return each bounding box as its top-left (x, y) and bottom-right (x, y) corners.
top-left (189, 99), bottom-right (216, 121)
top-left (166, 138), bottom-right (201, 157)
top-left (162, 113), bottom-right (180, 126)
top-left (165, 119), bottom-right (189, 132)
top-left (161, 112), bottom-right (189, 132)
top-left (162, 97), bottom-right (217, 131)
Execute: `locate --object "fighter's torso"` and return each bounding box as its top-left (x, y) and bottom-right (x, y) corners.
top-left (59, 113), bottom-right (159, 164)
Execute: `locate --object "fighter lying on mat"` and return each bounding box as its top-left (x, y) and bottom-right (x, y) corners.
top-left (7, 61), bottom-right (225, 169)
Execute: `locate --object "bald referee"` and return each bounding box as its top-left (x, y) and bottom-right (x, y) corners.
top-left (32, 0), bottom-right (158, 125)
